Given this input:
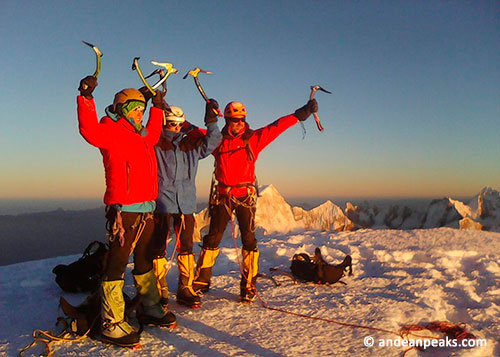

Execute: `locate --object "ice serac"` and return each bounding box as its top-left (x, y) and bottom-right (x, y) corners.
top-left (295, 200), bottom-right (354, 232)
top-left (461, 187), bottom-right (500, 231)
top-left (345, 202), bottom-right (423, 230)
top-left (421, 198), bottom-right (461, 229)
top-left (345, 202), bottom-right (375, 228)
top-left (413, 187), bottom-right (500, 231)
top-left (459, 217), bottom-right (483, 231)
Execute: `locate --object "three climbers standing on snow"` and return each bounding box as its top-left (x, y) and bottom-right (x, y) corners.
top-left (76, 68), bottom-right (318, 346)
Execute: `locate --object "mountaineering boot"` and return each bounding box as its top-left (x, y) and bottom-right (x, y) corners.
top-left (193, 247), bottom-right (220, 294)
top-left (240, 249), bottom-right (260, 303)
top-left (100, 280), bottom-right (140, 346)
top-left (153, 257), bottom-right (169, 306)
top-left (133, 270), bottom-right (176, 327)
top-left (176, 253), bottom-right (201, 308)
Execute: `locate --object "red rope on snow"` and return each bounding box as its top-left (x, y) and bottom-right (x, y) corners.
top-left (226, 205), bottom-right (476, 355)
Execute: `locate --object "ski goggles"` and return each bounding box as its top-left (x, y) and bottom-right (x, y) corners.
top-left (166, 121), bottom-right (183, 128)
top-left (122, 100), bottom-right (145, 117)
top-left (228, 117), bottom-right (246, 123)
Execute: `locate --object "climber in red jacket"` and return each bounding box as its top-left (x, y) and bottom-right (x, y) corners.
top-left (77, 75), bottom-right (175, 347)
top-left (193, 99), bottom-right (318, 303)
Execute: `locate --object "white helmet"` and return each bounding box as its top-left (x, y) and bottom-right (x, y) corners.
top-left (165, 106), bottom-right (185, 124)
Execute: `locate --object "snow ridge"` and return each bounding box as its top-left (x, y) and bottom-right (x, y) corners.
top-left (195, 186), bottom-right (500, 236)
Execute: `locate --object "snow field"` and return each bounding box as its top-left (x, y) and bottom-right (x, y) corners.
top-left (1, 227), bottom-right (499, 356)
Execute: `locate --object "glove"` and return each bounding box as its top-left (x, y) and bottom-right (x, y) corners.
top-left (151, 90), bottom-right (165, 109)
top-left (78, 76), bottom-right (97, 99)
top-left (139, 86), bottom-right (155, 104)
top-left (204, 98), bottom-right (219, 124)
top-left (294, 99), bottom-right (318, 121)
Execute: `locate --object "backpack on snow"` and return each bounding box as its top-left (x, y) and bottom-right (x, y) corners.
top-left (52, 241), bottom-right (108, 293)
top-left (290, 248), bottom-right (352, 284)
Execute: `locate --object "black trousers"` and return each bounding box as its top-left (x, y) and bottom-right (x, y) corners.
top-left (202, 194), bottom-right (257, 251)
top-left (151, 213), bottom-right (195, 256)
top-left (105, 211), bottom-right (155, 281)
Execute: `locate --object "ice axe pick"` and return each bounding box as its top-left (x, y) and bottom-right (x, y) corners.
top-left (309, 85), bottom-right (331, 132)
top-left (150, 61), bottom-right (179, 90)
top-left (81, 40), bottom-right (103, 90)
top-left (183, 67), bottom-right (222, 117)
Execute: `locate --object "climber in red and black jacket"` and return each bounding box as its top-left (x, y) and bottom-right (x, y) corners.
top-left (192, 98), bottom-right (318, 303)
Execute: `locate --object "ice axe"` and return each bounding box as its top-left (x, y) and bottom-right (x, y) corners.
top-left (81, 40), bottom-right (103, 90)
top-left (309, 85), bottom-right (331, 132)
top-left (132, 58), bottom-right (177, 96)
top-left (145, 68), bottom-right (166, 91)
top-left (145, 68), bottom-right (174, 114)
top-left (183, 67), bottom-right (222, 117)
top-left (150, 61), bottom-right (179, 90)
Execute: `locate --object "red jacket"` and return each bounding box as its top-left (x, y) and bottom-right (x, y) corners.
top-left (215, 114), bottom-right (298, 195)
top-left (77, 96), bottom-right (163, 205)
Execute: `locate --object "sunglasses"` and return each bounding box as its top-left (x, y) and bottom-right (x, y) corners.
top-left (122, 100), bottom-right (145, 115)
top-left (228, 118), bottom-right (245, 123)
top-left (167, 122), bottom-right (182, 128)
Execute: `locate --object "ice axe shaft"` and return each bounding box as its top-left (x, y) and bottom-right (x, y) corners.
top-left (132, 57), bottom-right (156, 95)
top-left (145, 68), bottom-right (166, 91)
top-left (82, 40), bottom-right (102, 78)
top-left (81, 40), bottom-right (103, 90)
top-left (144, 68), bottom-right (172, 114)
top-left (183, 67), bottom-right (222, 117)
top-left (309, 85), bottom-right (331, 132)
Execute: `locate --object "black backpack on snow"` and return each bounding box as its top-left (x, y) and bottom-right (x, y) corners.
top-left (52, 241), bottom-right (108, 293)
top-left (291, 248), bottom-right (352, 284)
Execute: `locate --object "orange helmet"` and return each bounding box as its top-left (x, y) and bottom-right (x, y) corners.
top-left (224, 101), bottom-right (247, 119)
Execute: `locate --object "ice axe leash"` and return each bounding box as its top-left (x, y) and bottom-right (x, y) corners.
top-left (80, 40), bottom-right (103, 90)
top-left (183, 67), bottom-right (222, 117)
top-left (309, 85), bottom-right (331, 132)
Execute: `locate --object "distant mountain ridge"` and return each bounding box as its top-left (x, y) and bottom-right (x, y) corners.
top-left (2, 186), bottom-right (498, 266)
top-left (194, 185), bottom-right (500, 236)
top-left (0, 207), bottom-right (106, 266)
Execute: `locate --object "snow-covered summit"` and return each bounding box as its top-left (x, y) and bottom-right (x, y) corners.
top-left (294, 200), bottom-right (354, 232)
top-left (256, 184), bottom-right (303, 234)
top-left (3, 226), bottom-right (500, 356)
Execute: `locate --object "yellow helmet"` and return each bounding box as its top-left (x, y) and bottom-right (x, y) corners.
top-left (224, 101), bottom-right (246, 119)
top-left (112, 88), bottom-right (145, 113)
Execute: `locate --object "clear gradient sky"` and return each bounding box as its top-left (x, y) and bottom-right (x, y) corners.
top-left (1, 1), bottom-right (499, 201)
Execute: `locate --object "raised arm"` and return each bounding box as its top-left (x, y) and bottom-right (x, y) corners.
top-left (77, 95), bottom-right (116, 149)
top-left (252, 99), bottom-right (318, 154)
top-left (144, 106), bottom-right (164, 146)
top-left (198, 99), bottom-right (222, 158)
